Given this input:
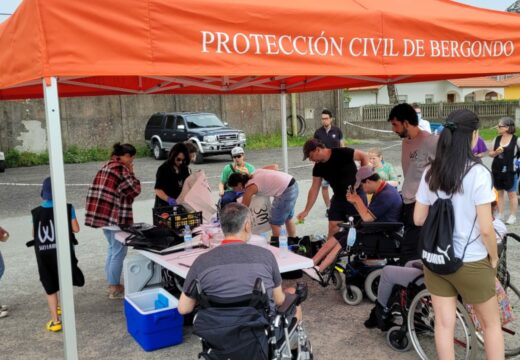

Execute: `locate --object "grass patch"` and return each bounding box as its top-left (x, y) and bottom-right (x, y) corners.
top-left (479, 128), bottom-right (498, 141)
top-left (246, 133), bottom-right (360, 150)
top-left (5, 144), bottom-right (150, 168)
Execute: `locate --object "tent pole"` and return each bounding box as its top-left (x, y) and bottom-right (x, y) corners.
top-left (42, 77), bottom-right (79, 360)
top-left (280, 92), bottom-right (288, 173)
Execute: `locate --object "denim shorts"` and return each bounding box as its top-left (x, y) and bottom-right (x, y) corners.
top-left (508, 173), bottom-right (519, 193)
top-left (270, 182), bottom-right (299, 225)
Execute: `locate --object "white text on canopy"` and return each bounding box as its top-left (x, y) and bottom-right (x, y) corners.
top-left (201, 31), bottom-right (515, 58)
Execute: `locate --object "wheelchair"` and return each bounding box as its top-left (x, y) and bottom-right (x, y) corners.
top-left (384, 275), bottom-right (477, 359)
top-left (319, 220), bottom-right (403, 305)
top-left (190, 278), bottom-right (313, 360)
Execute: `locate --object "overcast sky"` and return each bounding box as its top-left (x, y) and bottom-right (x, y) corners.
top-left (0, 0), bottom-right (514, 23)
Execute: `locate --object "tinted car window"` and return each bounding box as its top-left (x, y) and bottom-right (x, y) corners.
top-left (165, 115), bottom-right (175, 129)
top-left (185, 114), bottom-right (224, 128)
top-left (175, 116), bottom-right (185, 129)
top-left (147, 115), bottom-right (163, 128)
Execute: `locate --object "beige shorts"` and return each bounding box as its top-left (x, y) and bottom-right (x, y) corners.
top-left (424, 258), bottom-right (496, 304)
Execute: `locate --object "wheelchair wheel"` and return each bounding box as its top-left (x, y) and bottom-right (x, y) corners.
top-left (407, 289), bottom-right (476, 360)
top-left (386, 326), bottom-right (412, 352)
top-left (342, 285), bottom-right (363, 306)
top-left (364, 268), bottom-right (382, 303)
top-left (332, 270), bottom-right (344, 291)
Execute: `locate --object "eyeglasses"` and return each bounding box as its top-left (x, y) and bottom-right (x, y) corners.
top-left (321, 117), bottom-right (330, 121)
top-left (498, 125), bottom-right (508, 128)
top-left (232, 154), bottom-right (243, 159)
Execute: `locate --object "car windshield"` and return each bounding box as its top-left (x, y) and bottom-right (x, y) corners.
top-left (185, 114), bottom-right (224, 128)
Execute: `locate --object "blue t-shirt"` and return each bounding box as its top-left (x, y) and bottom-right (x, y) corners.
top-left (368, 183), bottom-right (402, 222)
top-left (41, 200), bottom-right (77, 220)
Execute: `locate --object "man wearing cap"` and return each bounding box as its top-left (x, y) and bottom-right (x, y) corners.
top-left (388, 103), bottom-right (437, 264)
top-left (346, 166), bottom-right (402, 223)
top-left (219, 147), bottom-right (256, 206)
top-left (297, 138), bottom-right (369, 238)
top-left (303, 166), bottom-right (401, 282)
top-left (313, 109), bottom-right (344, 215)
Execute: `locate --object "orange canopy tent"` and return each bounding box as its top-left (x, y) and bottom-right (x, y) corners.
top-left (1, 0), bottom-right (519, 358)
top-left (1, 0), bottom-right (520, 99)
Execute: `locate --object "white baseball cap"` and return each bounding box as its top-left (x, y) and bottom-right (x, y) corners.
top-left (231, 147), bottom-right (245, 156)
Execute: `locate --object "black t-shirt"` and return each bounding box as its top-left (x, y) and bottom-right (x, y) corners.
top-left (314, 126), bottom-right (343, 149)
top-left (313, 147), bottom-right (357, 197)
top-left (154, 162), bottom-right (190, 207)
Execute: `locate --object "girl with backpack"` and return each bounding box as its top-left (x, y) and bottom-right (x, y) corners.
top-left (489, 117), bottom-right (520, 225)
top-left (414, 110), bottom-right (503, 360)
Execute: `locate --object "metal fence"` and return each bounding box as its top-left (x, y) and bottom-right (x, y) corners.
top-left (343, 101), bottom-right (520, 139)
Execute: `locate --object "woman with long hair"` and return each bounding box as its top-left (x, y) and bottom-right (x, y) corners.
top-left (154, 143), bottom-right (191, 208)
top-left (414, 110), bottom-right (503, 360)
top-left (489, 117), bottom-right (519, 225)
top-left (85, 143), bottom-right (141, 299)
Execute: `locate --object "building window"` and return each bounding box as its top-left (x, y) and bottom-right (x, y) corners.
top-left (425, 94), bottom-right (434, 103)
top-left (398, 95), bottom-right (408, 103)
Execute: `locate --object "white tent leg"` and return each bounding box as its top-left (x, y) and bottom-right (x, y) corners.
top-left (43, 77), bottom-right (79, 360)
top-left (280, 92), bottom-right (288, 173)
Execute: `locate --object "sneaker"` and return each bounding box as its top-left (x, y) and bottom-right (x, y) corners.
top-left (302, 266), bottom-right (324, 283)
top-left (108, 291), bottom-right (124, 300)
top-left (46, 320), bottom-right (62, 332)
top-left (506, 215), bottom-right (516, 225)
top-left (0, 309), bottom-right (8, 318)
top-left (0, 305), bottom-right (8, 311)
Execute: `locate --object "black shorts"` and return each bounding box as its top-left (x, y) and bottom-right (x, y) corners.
top-left (35, 245), bottom-right (84, 295)
top-left (328, 195), bottom-right (360, 222)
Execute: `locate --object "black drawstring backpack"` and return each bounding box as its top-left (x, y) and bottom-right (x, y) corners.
top-left (419, 165), bottom-right (478, 275)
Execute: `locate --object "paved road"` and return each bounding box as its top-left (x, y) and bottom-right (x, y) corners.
top-left (0, 140), bottom-right (402, 219)
top-left (0, 139), bottom-right (517, 359)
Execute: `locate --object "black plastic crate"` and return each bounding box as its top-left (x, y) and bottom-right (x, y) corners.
top-left (153, 206), bottom-right (203, 230)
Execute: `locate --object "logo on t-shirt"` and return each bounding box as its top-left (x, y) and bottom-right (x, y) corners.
top-left (38, 220), bottom-right (57, 251)
top-left (409, 150), bottom-right (418, 160)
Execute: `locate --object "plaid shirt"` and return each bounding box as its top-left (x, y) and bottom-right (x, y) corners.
top-left (85, 160), bottom-right (141, 228)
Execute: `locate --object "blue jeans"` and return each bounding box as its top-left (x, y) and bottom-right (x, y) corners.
top-left (270, 182), bottom-right (299, 226)
top-left (0, 251), bottom-right (4, 281)
top-left (103, 229), bottom-right (127, 286)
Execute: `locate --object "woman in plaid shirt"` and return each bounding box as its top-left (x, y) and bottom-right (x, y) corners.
top-left (85, 143), bottom-right (141, 299)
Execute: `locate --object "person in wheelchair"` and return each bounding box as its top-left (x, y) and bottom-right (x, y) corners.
top-left (365, 200), bottom-right (507, 333)
top-left (178, 203), bottom-right (306, 359)
top-left (303, 166), bottom-right (403, 282)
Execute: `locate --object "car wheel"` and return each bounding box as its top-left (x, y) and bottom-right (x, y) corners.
top-left (193, 146), bottom-right (204, 164)
top-left (0, 160), bottom-right (5, 173)
top-left (152, 141), bottom-right (165, 160)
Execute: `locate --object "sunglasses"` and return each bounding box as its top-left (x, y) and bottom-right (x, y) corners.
top-left (232, 154), bottom-right (243, 159)
top-left (175, 157), bottom-right (185, 163)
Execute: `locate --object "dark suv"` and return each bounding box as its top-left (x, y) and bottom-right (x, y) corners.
top-left (144, 112), bottom-right (246, 163)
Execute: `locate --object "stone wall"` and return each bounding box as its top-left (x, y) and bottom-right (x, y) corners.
top-left (0, 91), bottom-right (340, 152)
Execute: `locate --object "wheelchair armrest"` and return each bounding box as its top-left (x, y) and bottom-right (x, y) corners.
top-left (356, 221), bottom-right (403, 234)
top-left (277, 293), bottom-right (298, 316)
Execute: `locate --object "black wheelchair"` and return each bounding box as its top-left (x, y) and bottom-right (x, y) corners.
top-left (190, 278), bottom-right (313, 360)
top-left (317, 220), bottom-right (403, 305)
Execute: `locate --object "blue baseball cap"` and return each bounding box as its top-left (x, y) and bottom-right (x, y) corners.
top-left (41, 177), bottom-right (52, 200)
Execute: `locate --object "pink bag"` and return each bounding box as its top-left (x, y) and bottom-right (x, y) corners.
top-left (465, 278), bottom-right (514, 332)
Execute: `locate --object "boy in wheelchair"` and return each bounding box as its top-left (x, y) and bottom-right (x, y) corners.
top-left (303, 166), bottom-right (403, 282)
top-left (177, 203), bottom-right (311, 360)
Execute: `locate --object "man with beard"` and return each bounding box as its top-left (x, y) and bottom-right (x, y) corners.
top-left (387, 103), bottom-right (438, 264)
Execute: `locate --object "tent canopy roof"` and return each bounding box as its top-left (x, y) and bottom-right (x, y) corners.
top-left (0, 0), bottom-right (519, 99)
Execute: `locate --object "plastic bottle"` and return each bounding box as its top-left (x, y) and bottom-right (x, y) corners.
top-left (183, 225), bottom-right (193, 252)
top-left (346, 216), bottom-right (357, 248)
top-left (279, 229), bottom-right (289, 258)
top-left (261, 232), bottom-right (270, 248)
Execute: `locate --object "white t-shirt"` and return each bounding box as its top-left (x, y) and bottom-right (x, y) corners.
top-left (418, 118), bottom-right (432, 134)
top-left (416, 164), bottom-right (495, 262)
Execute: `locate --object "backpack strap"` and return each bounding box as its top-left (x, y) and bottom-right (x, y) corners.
top-left (460, 216), bottom-right (478, 262)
